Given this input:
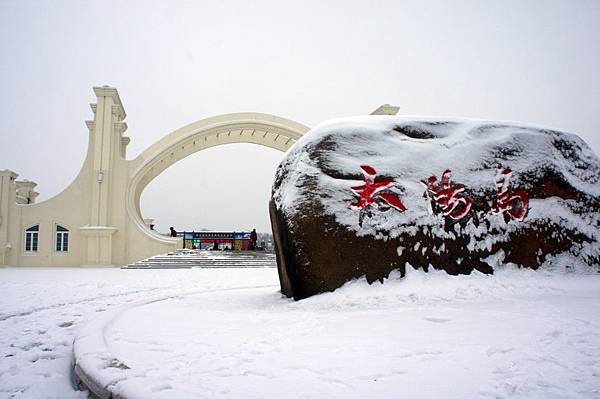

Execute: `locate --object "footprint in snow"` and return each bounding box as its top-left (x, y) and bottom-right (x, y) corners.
top-left (422, 317), bottom-right (451, 323)
top-left (486, 347), bottom-right (514, 357)
top-left (151, 384), bottom-right (173, 393)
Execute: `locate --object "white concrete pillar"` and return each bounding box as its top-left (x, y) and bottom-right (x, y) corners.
top-left (79, 87), bottom-right (127, 266)
top-left (0, 170), bottom-right (18, 265)
top-left (79, 226), bottom-right (118, 267)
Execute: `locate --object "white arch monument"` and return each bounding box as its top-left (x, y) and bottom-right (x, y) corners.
top-left (0, 87), bottom-right (396, 267)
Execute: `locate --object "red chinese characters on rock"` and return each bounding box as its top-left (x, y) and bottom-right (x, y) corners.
top-left (350, 165), bottom-right (406, 212)
top-left (492, 167), bottom-right (529, 221)
top-left (421, 170), bottom-right (472, 220)
top-left (349, 165), bottom-right (528, 225)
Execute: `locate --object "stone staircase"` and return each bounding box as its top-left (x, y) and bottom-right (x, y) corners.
top-left (123, 249), bottom-right (277, 269)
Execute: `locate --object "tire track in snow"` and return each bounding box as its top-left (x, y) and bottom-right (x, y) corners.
top-left (0, 287), bottom-right (165, 322)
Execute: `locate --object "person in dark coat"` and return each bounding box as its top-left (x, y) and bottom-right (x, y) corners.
top-left (169, 226), bottom-right (177, 237)
top-left (250, 228), bottom-right (258, 250)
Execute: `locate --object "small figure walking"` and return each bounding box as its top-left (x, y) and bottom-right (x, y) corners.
top-left (169, 226), bottom-right (177, 237)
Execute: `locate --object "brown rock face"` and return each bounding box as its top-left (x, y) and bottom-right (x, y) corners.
top-left (270, 117), bottom-right (600, 300)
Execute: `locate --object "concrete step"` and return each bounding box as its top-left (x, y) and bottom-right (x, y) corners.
top-left (122, 250), bottom-right (277, 269)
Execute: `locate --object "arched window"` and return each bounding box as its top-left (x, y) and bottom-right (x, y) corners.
top-left (56, 225), bottom-right (69, 252)
top-left (25, 225), bottom-right (39, 252)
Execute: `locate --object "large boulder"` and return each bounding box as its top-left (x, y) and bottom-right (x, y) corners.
top-left (270, 117), bottom-right (600, 300)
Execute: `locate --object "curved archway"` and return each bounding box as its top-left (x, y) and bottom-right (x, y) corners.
top-left (1, 87), bottom-right (316, 267)
top-left (125, 112), bottom-right (309, 250)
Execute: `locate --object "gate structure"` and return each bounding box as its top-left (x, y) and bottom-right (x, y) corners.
top-left (0, 87), bottom-right (308, 266)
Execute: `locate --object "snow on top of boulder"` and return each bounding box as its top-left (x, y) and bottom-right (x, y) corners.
top-left (272, 115), bottom-right (600, 265)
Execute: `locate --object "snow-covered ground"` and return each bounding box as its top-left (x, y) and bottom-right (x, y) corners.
top-left (1, 266), bottom-right (599, 398)
top-left (0, 268), bottom-right (273, 398)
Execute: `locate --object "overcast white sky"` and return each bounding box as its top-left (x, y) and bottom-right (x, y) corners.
top-left (1, 0), bottom-right (599, 233)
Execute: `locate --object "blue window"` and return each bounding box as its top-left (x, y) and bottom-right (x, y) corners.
top-left (25, 225), bottom-right (39, 252)
top-left (56, 225), bottom-right (69, 252)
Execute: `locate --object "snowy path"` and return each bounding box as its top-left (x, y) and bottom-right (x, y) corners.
top-left (1, 267), bottom-right (599, 398)
top-left (0, 268), bottom-right (277, 399)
